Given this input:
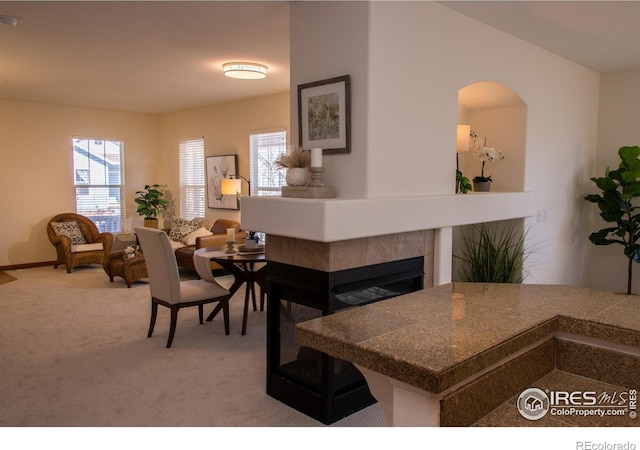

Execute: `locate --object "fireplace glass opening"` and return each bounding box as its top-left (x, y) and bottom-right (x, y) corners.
top-left (267, 257), bottom-right (424, 424)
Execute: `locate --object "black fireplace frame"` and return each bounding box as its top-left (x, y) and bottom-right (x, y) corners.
top-left (266, 257), bottom-right (424, 424)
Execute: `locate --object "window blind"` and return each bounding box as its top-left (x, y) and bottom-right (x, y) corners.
top-left (249, 130), bottom-right (287, 197)
top-left (179, 138), bottom-right (205, 219)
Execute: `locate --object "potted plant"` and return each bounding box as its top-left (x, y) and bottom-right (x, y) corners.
top-left (584, 145), bottom-right (640, 294)
top-left (275, 146), bottom-right (311, 186)
top-left (134, 184), bottom-right (169, 228)
top-left (454, 220), bottom-right (536, 283)
top-left (473, 145), bottom-right (505, 192)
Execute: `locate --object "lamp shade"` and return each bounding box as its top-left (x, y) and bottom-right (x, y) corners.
top-left (223, 62), bottom-right (267, 79)
top-left (457, 124), bottom-right (471, 153)
top-left (221, 178), bottom-right (241, 196)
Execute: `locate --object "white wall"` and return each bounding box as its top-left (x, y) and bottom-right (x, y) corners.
top-left (289, 1), bottom-right (600, 286)
top-left (290, 1), bottom-right (370, 199)
top-left (586, 68), bottom-right (640, 293)
top-left (0, 99), bottom-right (160, 267)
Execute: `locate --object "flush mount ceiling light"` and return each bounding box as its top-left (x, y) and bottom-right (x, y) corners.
top-left (0, 15), bottom-right (18, 27)
top-left (223, 62), bottom-right (267, 80)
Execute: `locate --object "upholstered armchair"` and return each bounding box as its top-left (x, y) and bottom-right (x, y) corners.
top-left (47, 213), bottom-right (113, 273)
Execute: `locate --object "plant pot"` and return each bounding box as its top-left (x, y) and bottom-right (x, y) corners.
top-left (286, 167), bottom-right (309, 186)
top-left (473, 181), bottom-right (491, 192)
top-left (143, 218), bottom-right (159, 228)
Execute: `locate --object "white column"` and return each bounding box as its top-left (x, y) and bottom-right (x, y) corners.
top-left (434, 226), bottom-right (453, 285)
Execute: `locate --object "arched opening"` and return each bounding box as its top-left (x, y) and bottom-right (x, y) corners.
top-left (453, 81), bottom-right (529, 282)
top-left (457, 81), bottom-right (527, 193)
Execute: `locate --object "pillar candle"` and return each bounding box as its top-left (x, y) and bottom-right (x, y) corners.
top-left (226, 228), bottom-right (236, 242)
top-left (311, 148), bottom-right (323, 168)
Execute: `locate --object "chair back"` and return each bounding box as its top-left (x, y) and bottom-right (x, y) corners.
top-left (135, 227), bottom-right (181, 303)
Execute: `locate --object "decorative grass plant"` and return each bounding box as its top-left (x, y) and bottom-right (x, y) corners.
top-left (455, 220), bottom-right (533, 283)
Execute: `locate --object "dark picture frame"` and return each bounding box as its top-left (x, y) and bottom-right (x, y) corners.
top-left (206, 154), bottom-right (238, 210)
top-left (298, 74), bottom-right (351, 154)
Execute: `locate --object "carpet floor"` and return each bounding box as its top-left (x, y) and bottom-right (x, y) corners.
top-left (0, 265), bottom-right (386, 428)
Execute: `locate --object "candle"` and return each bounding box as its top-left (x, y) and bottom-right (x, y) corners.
top-left (311, 148), bottom-right (323, 168)
top-left (226, 228), bottom-right (236, 242)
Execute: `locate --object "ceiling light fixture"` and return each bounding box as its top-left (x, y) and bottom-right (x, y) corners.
top-left (0, 15), bottom-right (18, 27)
top-left (223, 62), bottom-right (267, 80)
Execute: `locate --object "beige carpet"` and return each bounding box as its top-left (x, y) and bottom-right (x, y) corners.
top-left (0, 265), bottom-right (386, 428)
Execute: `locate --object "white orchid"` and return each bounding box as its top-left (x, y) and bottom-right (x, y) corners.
top-left (475, 147), bottom-right (505, 163)
top-left (473, 145), bottom-right (505, 183)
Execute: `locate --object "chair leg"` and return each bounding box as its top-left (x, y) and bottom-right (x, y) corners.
top-left (147, 300), bottom-right (158, 338)
top-left (222, 299), bottom-right (230, 335)
top-left (166, 306), bottom-right (179, 348)
top-left (198, 304), bottom-right (204, 324)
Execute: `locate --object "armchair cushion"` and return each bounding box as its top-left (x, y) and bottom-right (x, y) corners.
top-left (168, 218), bottom-right (201, 241)
top-left (71, 243), bottom-right (104, 252)
top-left (51, 221), bottom-right (87, 245)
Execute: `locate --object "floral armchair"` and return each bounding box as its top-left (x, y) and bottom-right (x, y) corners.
top-left (47, 213), bottom-right (113, 273)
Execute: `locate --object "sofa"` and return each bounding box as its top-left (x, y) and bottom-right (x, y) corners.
top-left (166, 217), bottom-right (246, 272)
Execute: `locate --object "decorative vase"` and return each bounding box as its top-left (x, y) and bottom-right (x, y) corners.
top-left (286, 167), bottom-right (308, 186)
top-left (473, 181), bottom-right (491, 192)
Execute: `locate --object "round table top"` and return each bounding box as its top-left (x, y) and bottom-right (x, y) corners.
top-left (194, 246), bottom-right (266, 262)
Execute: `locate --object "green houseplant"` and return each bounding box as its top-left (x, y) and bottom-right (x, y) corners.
top-left (135, 184), bottom-right (169, 228)
top-left (454, 220), bottom-right (533, 283)
top-left (584, 145), bottom-right (640, 295)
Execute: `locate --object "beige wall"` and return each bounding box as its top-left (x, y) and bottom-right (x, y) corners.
top-left (0, 99), bottom-right (160, 267)
top-left (158, 91), bottom-right (290, 226)
top-left (0, 91), bottom-right (289, 267)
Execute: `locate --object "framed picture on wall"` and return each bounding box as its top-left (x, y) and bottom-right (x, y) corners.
top-left (206, 154), bottom-right (238, 210)
top-left (298, 74), bottom-right (351, 154)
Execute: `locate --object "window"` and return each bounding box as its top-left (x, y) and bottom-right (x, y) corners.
top-left (179, 138), bottom-right (205, 219)
top-left (73, 137), bottom-right (124, 233)
top-left (249, 130), bottom-right (287, 197)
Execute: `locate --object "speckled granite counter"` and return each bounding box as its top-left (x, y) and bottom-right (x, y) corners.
top-left (295, 283), bottom-right (640, 426)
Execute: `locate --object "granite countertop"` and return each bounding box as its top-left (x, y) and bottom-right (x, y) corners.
top-left (295, 283), bottom-right (640, 394)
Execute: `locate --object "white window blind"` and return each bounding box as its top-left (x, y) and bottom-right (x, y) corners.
top-left (249, 130), bottom-right (287, 197)
top-left (179, 138), bottom-right (205, 219)
top-left (73, 137), bottom-right (124, 232)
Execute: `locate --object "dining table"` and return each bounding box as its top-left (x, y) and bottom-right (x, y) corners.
top-left (193, 245), bottom-right (267, 335)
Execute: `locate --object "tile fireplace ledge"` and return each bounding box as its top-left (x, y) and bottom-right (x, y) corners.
top-left (295, 283), bottom-right (640, 426)
top-left (241, 192), bottom-right (533, 242)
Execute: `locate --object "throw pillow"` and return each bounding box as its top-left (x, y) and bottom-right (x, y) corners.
top-left (182, 227), bottom-right (213, 246)
top-left (168, 218), bottom-right (201, 242)
top-left (51, 221), bottom-right (87, 245)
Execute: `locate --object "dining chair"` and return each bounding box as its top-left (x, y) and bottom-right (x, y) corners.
top-left (135, 227), bottom-right (231, 348)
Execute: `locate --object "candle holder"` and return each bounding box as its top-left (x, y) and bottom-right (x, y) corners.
top-left (309, 166), bottom-right (325, 187)
top-left (225, 240), bottom-right (236, 254)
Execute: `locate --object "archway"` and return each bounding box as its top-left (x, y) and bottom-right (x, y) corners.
top-left (457, 81), bottom-right (527, 193)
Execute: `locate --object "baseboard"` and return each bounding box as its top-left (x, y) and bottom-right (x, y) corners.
top-left (0, 261), bottom-right (55, 271)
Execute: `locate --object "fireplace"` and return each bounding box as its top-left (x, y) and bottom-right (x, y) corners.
top-left (266, 256), bottom-right (424, 424)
